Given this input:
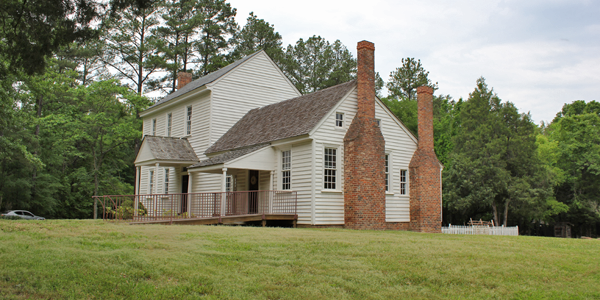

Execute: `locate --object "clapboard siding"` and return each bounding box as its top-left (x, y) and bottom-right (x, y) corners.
top-left (141, 92), bottom-right (211, 155)
top-left (309, 87), bottom-right (417, 225)
top-left (375, 100), bottom-right (417, 222)
top-left (310, 87), bottom-right (358, 225)
top-left (138, 166), bottom-right (180, 196)
top-left (209, 52), bottom-right (301, 146)
top-left (290, 141), bottom-right (312, 224)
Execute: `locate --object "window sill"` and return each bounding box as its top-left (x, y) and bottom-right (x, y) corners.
top-left (385, 192), bottom-right (394, 195)
top-left (321, 189), bottom-right (343, 193)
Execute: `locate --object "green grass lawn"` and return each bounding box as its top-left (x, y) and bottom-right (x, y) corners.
top-left (0, 220), bottom-right (598, 299)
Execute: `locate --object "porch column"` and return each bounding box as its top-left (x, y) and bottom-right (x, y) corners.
top-left (134, 166), bottom-right (140, 216)
top-left (154, 163), bottom-right (160, 194)
top-left (221, 168), bottom-right (227, 216)
top-left (269, 170), bottom-right (274, 214)
top-left (187, 171), bottom-right (193, 216)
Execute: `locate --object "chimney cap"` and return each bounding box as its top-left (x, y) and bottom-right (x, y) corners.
top-left (416, 86), bottom-right (434, 95)
top-left (357, 40), bottom-right (375, 51)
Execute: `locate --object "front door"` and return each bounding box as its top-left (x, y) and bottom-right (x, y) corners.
top-left (248, 170), bottom-right (259, 214)
top-left (181, 175), bottom-right (189, 214)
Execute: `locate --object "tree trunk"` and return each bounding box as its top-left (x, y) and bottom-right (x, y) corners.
top-left (503, 200), bottom-right (510, 226)
top-left (492, 201), bottom-right (499, 226)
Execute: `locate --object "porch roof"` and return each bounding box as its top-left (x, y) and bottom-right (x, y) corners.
top-left (135, 136), bottom-right (199, 166)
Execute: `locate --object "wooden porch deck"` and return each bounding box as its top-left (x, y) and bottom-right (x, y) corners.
top-left (129, 214), bottom-right (297, 227)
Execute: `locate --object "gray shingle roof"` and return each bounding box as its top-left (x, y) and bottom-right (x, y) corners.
top-left (143, 136), bottom-right (199, 161)
top-left (189, 143), bottom-right (270, 169)
top-left (205, 80), bottom-right (357, 154)
top-left (144, 51), bottom-right (262, 111)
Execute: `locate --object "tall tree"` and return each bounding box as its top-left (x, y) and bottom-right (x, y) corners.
top-left (0, 0), bottom-right (99, 77)
top-left (230, 12), bottom-right (284, 64)
top-left (386, 58), bottom-right (437, 101)
top-left (153, 0), bottom-right (205, 93)
top-left (103, 2), bottom-right (164, 95)
top-left (193, 0), bottom-right (237, 76)
top-left (443, 78), bottom-right (549, 226)
top-left (546, 100), bottom-right (600, 236)
top-left (282, 36), bottom-right (356, 94)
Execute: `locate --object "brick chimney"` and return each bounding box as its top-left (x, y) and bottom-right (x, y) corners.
top-left (408, 86), bottom-right (442, 233)
top-left (177, 72), bottom-right (193, 90)
top-left (343, 41), bottom-right (386, 230)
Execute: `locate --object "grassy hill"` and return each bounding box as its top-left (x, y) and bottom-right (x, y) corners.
top-left (0, 220), bottom-right (598, 299)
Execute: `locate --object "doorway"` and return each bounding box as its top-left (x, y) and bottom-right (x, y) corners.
top-left (181, 175), bottom-right (189, 214)
top-left (248, 170), bottom-right (259, 214)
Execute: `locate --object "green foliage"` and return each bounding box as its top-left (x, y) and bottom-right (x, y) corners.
top-left (443, 78), bottom-right (550, 227)
top-left (386, 57), bottom-right (438, 101)
top-left (102, 1), bottom-right (164, 95)
top-left (105, 199), bottom-right (146, 219)
top-left (544, 100), bottom-right (600, 235)
top-left (230, 12), bottom-right (284, 64)
top-left (281, 36), bottom-right (356, 94)
top-left (0, 0), bottom-right (98, 76)
top-left (193, 0), bottom-right (238, 76)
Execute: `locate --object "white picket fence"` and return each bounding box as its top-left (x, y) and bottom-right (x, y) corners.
top-left (442, 225), bottom-right (519, 236)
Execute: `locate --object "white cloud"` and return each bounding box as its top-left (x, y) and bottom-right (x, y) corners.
top-left (229, 0), bottom-right (600, 123)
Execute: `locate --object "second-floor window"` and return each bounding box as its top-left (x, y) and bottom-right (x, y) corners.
top-left (166, 113), bottom-right (172, 137)
top-left (336, 113), bottom-right (344, 127)
top-left (164, 168), bottom-right (170, 193)
top-left (186, 106), bottom-right (192, 135)
top-left (324, 148), bottom-right (337, 189)
top-left (282, 150), bottom-right (291, 190)
top-left (152, 118), bottom-right (157, 136)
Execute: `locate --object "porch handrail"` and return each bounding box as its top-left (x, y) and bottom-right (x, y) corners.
top-left (93, 190), bottom-right (297, 223)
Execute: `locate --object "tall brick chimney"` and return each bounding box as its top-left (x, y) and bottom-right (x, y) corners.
top-left (409, 86), bottom-right (442, 233)
top-left (343, 41), bottom-right (386, 230)
top-left (177, 72), bottom-right (193, 90)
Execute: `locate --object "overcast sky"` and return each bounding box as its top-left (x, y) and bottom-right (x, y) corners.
top-left (228, 0), bottom-right (599, 124)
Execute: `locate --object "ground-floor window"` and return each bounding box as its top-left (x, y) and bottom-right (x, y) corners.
top-left (282, 150), bottom-right (291, 190)
top-left (400, 169), bottom-right (407, 195)
top-left (385, 154), bottom-right (390, 192)
top-left (324, 148), bottom-right (337, 189)
top-left (149, 170), bottom-right (154, 194)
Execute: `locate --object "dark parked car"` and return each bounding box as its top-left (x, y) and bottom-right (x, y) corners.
top-left (1, 210), bottom-right (45, 220)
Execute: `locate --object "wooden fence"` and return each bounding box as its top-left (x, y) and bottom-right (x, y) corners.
top-left (442, 225), bottom-right (519, 236)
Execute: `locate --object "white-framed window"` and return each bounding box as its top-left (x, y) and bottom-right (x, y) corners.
top-left (151, 118), bottom-right (157, 136)
top-left (164, 168), bottom-right (170, 194)
top-left (282, 150), bottom-right (291, 190)
top-left (186, 106), bottom-right (192, 135)
top-left (226, 175), bottom-right (233, 192)
top-left (166, 113), bottom-right (172, 137)
top-left (400, 169), bottom-right (407, 195)
top-left (324, 148), bottom-right (337, 189)
top-left (149, 170), bottom-right (154, 194)
top-left (335, 112), bottom-right (344, 127)
top-left (385, 154), bottom-right (389, 192)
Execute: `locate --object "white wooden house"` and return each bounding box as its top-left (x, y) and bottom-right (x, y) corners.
top-left (133, 41), bottom-right (442, 230)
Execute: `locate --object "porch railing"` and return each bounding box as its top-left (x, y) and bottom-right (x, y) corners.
top-left (93, 190), bottom-right (297, 223)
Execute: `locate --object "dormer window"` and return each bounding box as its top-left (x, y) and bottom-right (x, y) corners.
top-left (336, 113), bottom-right (344, 127)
